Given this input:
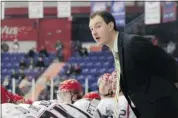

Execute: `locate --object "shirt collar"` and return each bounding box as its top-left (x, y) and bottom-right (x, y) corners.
top-left (112, 32), bottom-right (119, 53)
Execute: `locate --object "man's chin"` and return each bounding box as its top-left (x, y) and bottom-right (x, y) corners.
top-left (96, 42), bottom-right (104, 46)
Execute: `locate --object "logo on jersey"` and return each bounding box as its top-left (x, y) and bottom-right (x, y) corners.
top-left (15, 106), bottom-right (30, 114)
top-left (29, 105), bottom-right (41, 112)
top-left (106, 106), bottom-right (114, 118)
top-left (39, 100), bottom-right (52, 107)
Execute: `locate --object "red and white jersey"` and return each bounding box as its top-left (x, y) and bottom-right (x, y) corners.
top-left (2, 103), bottom-right (45, 118)
top-left (2, 100), bottom-right (92, 118)
top-left (33, 100), bottom-right (76, 118)
top-left (118, 95), bottom-right (136, 118)
top-left (94, 97), bottom-right (115, 118)
top-left (73, 98), bottom-right (100, 117)
top-left (34, 100), bottom-right (92, 118)
top-left (94, 95), bottom-right (136, 118)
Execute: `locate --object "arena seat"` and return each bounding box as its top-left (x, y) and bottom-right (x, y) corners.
top-left (1, 52), bottom-right (56, 89)
top-left (59, 51), bottom-right (114, 91)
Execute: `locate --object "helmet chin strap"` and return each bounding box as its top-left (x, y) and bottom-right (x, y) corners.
top-left (70, 91), bottom-right (76, 104)
top-left (71, 95), bottom-right (75, 104)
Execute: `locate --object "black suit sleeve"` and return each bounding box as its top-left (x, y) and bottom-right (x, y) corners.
top-left (129, 36), bottom-right (178, 83)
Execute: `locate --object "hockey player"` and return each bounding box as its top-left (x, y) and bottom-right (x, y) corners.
top-left (1, 85), bottom-right (33, 104)
top-left (56, 78), bottom-right (83, 104)
top-left (54, 79), bottom-right (92, 118)
top-left (97, 73), bottom-right (114, 98)
top-left (73, 91), bottom-right (101, 117)
top-left (94, 73), bottom-right (116, 118)
top-left (2, 79), bottom-right (92, 118)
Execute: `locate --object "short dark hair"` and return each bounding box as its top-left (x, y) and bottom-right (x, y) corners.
top-left (90, 10), bottom-right (118, 31)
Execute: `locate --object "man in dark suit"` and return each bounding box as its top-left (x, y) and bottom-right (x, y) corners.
top-left (89, 11), bottom-right (178, 118)
top-left (39, 46), bottom-right (49, 57)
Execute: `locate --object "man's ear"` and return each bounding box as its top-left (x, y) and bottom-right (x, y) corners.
top-left (108, 22), bottom-right (114, 31)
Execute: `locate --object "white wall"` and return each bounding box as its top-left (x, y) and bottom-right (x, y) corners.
top-left (3, 1), bottom-right (91, 8)
top-left (4, 41), bottom-right (36, 53)
top-left (82, 42), bottom-right (100, 52)
top-left (4, 41), bottom-right (98, 52)
top-left (3, 1), bottom-right (136, 8)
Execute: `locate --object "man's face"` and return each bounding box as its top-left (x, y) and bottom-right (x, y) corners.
top-left (99, 80), bottom-right (112, 96)
top-left (57, 90), bottom-right (72, 103)
top-left (89, 15), bottom-right (110, 46)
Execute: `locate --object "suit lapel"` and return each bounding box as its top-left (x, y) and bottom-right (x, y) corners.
top-left (117, 32), bottom-right (124, 75)
top-left (117, 33), bottom-right (141, 117)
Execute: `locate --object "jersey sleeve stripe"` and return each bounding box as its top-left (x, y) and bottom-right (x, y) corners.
top-left (53, 106), bottom-right (75, 118)
top-left (66, 103), bottom-right (92, 118)
top-left (96, 109), bottom-right (102, 118)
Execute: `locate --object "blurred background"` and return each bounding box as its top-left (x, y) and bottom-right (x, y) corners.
top-left (1, 1), bottom-right (178, 101)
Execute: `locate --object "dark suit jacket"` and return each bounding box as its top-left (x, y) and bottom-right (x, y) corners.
top-left (117, 32), bottom-right (178, 118)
